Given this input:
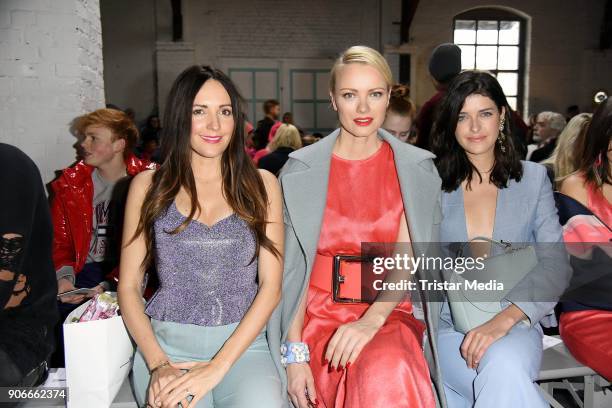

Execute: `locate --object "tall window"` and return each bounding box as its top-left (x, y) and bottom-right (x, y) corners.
top-left (453, 9), bottom-right (526, 113)
top-left (228, 68), bottom-right (279, 123)
top-left (290, 69), bottom-right (336, 134)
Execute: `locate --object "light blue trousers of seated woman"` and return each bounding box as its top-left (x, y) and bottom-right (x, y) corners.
top-left (131, 319), bottom-right (285, 408)
top-left (437, 303), bottom-right (548, 408)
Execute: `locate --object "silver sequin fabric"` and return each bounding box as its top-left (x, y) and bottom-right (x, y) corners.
top-left (145, 201), bottom-right (258, 326)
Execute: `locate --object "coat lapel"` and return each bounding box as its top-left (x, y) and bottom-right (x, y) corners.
top-left (281, 131), bottom-right (339, 269)
top-left (381, 131), bottom-right (441, 246)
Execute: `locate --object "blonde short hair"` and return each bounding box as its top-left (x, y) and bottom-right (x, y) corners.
top-left (268, 124), bottom-right (302, 152)
top-left (329, 45), bottom-right (393, 92)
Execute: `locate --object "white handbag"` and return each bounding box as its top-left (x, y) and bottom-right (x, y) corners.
top-left (63, 296), bottom-right (134, 407)
top-left (446, 237), bottom-right (538, 334)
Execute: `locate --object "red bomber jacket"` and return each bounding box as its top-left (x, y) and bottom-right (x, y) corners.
top-left (50, 154), bottom-right (157, 283)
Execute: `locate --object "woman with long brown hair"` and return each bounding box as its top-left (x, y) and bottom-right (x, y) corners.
top-left (118, 65), bottom-right (286, 408)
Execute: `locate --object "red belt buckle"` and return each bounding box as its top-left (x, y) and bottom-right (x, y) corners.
top-left (332, 254), bottom-right (371, 303)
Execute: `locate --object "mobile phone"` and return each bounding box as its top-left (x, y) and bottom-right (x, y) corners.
top-left (57, 288), bottom-right (96, 298)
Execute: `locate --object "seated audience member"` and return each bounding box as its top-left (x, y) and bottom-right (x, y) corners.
top-left (282, 45), bottom-right (439, 408)
top-left (301, 134), bottom-right (316, 147)
top-left (51, 109), bottom-right (156, 312)
top-left (541, 113), bottom-right (592, 188)
top-left (431, 71), bottom-right (570, 408)
top-left (528, 111), bottom-right (566, 162)
top-left (282, 111), bottom-right (304, 136)
top-left (383, 84), bottom-right (417, 144)
top-left (415, 43), bottom-right (462, 150)
top-left (311, 132), bottom-right (323, 140)
top-left (140, 114), bottom-right (162, 145)
top-left (557, 97), bottom-right (612, 381)
top-left (139, 135), bottom-right (161, 163)
top-left (258, 123), bottom-right (302, 176)
top-left (253, 99), bottom-right (280, 150)
top-left (120, 65), bottom-right (284, 408)
top-left (254, 121), bottom-right (285, 165)
top-left (0, 144), bottom-right (58, 389)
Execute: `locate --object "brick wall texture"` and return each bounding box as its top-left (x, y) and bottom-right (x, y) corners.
top-left (0, 0), bottom-right (104, 185)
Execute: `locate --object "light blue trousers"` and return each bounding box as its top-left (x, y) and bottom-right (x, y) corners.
top-left (437, 303), bottom-right (548, 408)
top-left (131, 319), bottom-right (285, 408)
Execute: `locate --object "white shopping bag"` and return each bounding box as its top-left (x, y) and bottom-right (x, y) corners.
top-left (63, 297), bottom-right (134, 407)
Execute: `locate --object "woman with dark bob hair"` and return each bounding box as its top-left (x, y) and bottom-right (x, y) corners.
top-left (431, 70), bottom-right (570, 407)
top-left (118, 66), bottom-right (285, 407)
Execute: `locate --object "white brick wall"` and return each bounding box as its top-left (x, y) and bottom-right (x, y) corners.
top-left (0, 0), bottom-right (104, 185)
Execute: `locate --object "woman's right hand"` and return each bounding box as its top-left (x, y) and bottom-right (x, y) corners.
top-left (287, 362), bottom-right (318, 408)
top-left (147, 364), bottom-right (184, 408)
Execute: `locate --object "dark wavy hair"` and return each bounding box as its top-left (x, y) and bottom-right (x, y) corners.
top-left (132, 65), bottom-right (279, 269)
top-left (574, 97), bottom-right (612, 188)
top-left (431, 70), bottom-right (523, 192)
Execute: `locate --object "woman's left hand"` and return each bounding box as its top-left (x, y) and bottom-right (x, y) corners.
top-left (460, 317), bottom-right (514, 370)
top-left (325, 316), bottom-right (383, 371)
top-left (155, 360), bottom-right (227, 408)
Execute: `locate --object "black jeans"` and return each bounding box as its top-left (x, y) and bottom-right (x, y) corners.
top-left (0, 347), bottom-right (22, 387)
top-left (0, 347), bottom-right (48, 407)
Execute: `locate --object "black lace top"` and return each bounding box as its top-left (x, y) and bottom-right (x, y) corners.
top-left (0, 143), bottom-right (58, 376)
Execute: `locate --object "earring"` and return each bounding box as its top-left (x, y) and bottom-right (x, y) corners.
top-left (497, 118), bottom-right (506, 153)
top-left (595, 153), bottom-right (603, 167)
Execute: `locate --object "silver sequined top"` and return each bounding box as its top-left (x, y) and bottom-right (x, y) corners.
top-left (145, 201), bottom-right (258, 326)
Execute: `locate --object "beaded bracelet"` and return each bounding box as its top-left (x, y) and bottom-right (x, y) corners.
top-left (149, 360), bottom-right (170, 375)
top-left (280, 342), bottom-right (310, 367)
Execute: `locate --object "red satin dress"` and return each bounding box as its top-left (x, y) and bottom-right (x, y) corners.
top-left (302, 142), bottom-right (435, 408)
top-left (560, 181), bottom-right (612, 381)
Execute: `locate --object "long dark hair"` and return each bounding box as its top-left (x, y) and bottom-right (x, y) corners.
top-left (132, 65), bottom-right (279, 269)
top-left (574, 97), bottom-right (612, 187)
top-left (431, 70), bottom-right (523, 192)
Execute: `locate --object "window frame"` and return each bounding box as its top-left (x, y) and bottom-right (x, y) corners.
top-left (228, 68), bottom-right (280, 123)
top-left (453, 8), bottom-right (527, 114)
top-left (289, 69), bottom-right (335, 134)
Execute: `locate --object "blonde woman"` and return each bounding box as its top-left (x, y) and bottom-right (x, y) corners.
top-left (258, 124), bottom-right (302, 176)
top-left (279, 46), bottom-right (439, 408)
top-left (541, 113), bottom-right (592, 188)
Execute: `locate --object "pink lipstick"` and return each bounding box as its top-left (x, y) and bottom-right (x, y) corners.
top-left (201, 135), bottom-right (223, 144)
